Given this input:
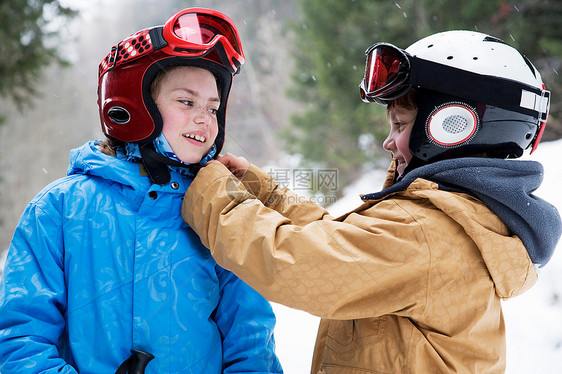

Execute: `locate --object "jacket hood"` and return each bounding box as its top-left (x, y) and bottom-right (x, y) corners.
top-left (67, 141), bottom-right (151, 192)
top-left (363, 158), bottom-right (561, 267)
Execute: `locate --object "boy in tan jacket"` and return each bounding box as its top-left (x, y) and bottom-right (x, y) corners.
top-left (181, 31), bottom-right (560, 373)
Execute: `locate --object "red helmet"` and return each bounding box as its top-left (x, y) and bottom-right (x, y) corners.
top-left (97, 8), bottom-right (245, 154)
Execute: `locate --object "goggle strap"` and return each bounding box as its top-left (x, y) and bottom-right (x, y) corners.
top-left (409, 57), bottom-right (547, 119)
top-left (212, 41), bottom-right (238, 75)
top-left (520, 89), bottom-right (550, 122)
top-left (530, 83), bottom-right (550, 153)
top-left (149, 27), bottom-right (168, 51)
top-left (99, 28), bottom-right (155, 80)
top-left (98, 28), bottom-right (241, 81)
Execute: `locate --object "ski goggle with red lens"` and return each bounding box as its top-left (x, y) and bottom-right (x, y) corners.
top-left (359, 42), bottom-right (550, 128)
top-left (98, 8), bottom-right (245, 80)
top-left (359, 43), bottom-right (411, 104)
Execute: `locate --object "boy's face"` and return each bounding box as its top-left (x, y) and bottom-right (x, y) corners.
top-left (155, 66), bottom-right (220, 164)
top-left (383, 105), bottom-right (417, 176)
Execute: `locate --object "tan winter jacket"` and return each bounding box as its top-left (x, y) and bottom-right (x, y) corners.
top-left (182, 162), bottom-right (538, 373)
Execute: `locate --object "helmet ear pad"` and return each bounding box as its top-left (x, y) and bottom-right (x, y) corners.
top-left (409, 89), bottom-right (539, 162)
top-left (141, 55), bottom-right (233, 153)
top-left (99, 57), bottom-right (156, 143)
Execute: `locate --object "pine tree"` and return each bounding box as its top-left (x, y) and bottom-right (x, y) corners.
top-left (0, 0), bottom-right (76, 112)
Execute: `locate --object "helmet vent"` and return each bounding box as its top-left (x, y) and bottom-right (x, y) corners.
top-left (522, 55), bottom-right (538, 78)
top-left (483, 35), bottom-right (507, 45)
top-left (108, 106), bottom-right (131, 125)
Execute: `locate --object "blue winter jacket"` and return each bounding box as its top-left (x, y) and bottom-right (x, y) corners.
top-left (0, 141), bottom-right (283, 373)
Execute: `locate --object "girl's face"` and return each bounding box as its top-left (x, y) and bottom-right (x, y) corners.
top-left (383, 105), bottom-right (417, 176)
top-left (154, 66), bottom-right (220, 164)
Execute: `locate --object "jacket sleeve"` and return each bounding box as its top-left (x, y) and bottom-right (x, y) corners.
top-left (213, 265), bottom-right (283, 373)
top-left (239, 163), bottom-right (333, 225)
top-left (182, 163), bottom-right (429, 320)
top-left (0, 199), bottom-right (77, 374)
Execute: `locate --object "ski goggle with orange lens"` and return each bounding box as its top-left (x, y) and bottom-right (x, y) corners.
top-left (359, 43), bottom-right (411, 104)
top-left (99, 8), bottom-right (245, 80)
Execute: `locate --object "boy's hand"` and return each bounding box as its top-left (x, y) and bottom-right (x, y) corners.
top-left (214, 153), bottom-right (250, 178)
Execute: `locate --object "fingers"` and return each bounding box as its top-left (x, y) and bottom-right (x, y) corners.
top-left (213, 153), bottom-right (250, 178)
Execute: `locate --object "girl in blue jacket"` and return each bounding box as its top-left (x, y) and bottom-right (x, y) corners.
top-left (0, 8), bottom-right (282, 374)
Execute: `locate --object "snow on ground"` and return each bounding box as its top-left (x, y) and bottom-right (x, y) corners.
top-left (272, 139), bottom-right (562, 373)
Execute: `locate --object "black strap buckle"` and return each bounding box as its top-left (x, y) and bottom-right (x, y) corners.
top-left (115, 349), bottom-right (154, 374)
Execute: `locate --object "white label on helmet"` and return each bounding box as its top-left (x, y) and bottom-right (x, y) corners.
top-left (521, 89), bottom-right (550, 118)
top-left (520, 90), bottom-right (537, 111)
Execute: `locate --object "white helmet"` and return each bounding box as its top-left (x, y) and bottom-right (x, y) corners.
top-left (360, 30), bottom-right (550, 161)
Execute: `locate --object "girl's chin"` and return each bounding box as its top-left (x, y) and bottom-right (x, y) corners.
top-left (175, 146), bottom-right (211, 164)
top-left (176, 152), bottom-right (205, 164)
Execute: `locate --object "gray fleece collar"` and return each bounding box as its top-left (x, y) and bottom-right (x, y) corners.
top-left (362, 158), bottom-right (561, 267)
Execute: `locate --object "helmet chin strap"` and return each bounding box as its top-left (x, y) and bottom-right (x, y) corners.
top-left (139, 142), bottom-right (202, 185)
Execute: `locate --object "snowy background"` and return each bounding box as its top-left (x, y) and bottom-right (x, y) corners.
top-left (270, 139), bottom-right (562, 373)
